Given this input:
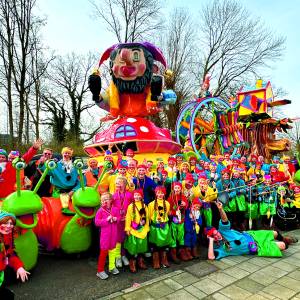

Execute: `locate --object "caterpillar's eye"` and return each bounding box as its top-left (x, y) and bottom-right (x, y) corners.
top-left (46, 160), bottom-right (57, 170)
top-left (15, 161), bottom-right (25, 170)
top-left (74, 159), bottom-right (84, 170)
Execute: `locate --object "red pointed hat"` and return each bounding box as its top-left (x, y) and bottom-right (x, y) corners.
top-left (185, 173), bottom-right (194, 182)
top-left (137, 164), bottom-right (147, 170)
top-left (172, 181), bottom-right (182, 189)
top-left (133, 189), bottom-right (144, 197)
top-left (221, 167), bottom-right (231, 175)
top-left (192, 197), bottom-right (202, 207)
top-left (168, 156), bottom-right (177, 163)
top-left (155, 186), bottom-right (166, 195)
top-left (99, 42), bottom-right (167, 68)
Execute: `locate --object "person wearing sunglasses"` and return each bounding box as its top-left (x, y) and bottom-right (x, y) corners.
top-left (39, 147), bottom-right (81, 215)
top-left (30, 148), bottom-right (53, 197)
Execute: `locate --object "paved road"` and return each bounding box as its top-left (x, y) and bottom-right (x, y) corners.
top-left (10, 247), bottom-right (208, 300)
top-left (109, 229), bottom-right (300, 300)
top-left (10, 229), bottom-right (300, 300)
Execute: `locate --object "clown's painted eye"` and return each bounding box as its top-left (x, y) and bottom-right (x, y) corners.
top-left (132, 51), bottom-right (140, 62)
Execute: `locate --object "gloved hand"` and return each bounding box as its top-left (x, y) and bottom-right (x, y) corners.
top-left (88, 72), bottom-right (101, 102)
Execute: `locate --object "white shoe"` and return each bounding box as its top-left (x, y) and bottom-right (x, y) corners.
top-left (116, 257), bottom-right (122, 268)
top-left (121, 255), bottom-right (129, 266)
top-left (96, 271), bottom-right (109, 280)
top-left (110, 268), bottom-right (120, 275)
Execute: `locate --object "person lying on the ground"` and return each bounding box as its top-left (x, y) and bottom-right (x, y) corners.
top-left (206, 201), bottom-right (298, 260)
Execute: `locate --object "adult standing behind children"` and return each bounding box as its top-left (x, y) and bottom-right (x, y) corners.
top-left (30, 148), bottom-right (53, 197)
top-left (39, 146), bottom-right (81, 215)
top-left (132, 164), bottom-right (157, 205)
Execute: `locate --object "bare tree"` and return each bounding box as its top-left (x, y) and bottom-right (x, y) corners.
top-left (157, 8), bottom-right (197, 131)
top-left (197, 0), bottom-right (285, 99)
top-left (278, 120), bottom-right (300, 153)
top-left (46, 52), bottom-right (97, 143)
top-left (25, 41), bottom-right (55, 140)
top-left (90, 0), bottom-right (163, 42)
top-left (41, 92), bottom-right (68, 143)
top-left (0, 0), bottom-right (47, 145)
top-left (0, 0), bottom-right (17, 145)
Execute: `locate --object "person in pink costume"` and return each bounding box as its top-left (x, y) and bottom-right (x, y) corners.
top-left (0, 139), bottom-right (43, 199)
top-left (112, 176), bottom-right (133, 268)
top-left (95, 192), bottom-right (120, 280)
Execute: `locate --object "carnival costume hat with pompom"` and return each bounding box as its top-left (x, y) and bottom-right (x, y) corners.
top-left (0, 149), bottom-right (8, 158)
top-left (0, 211), bottom-right (16, 223)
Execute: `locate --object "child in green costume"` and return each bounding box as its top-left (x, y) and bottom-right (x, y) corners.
top-left (148, 186), bottom-right (171, 269)
top-left (124, 189), bottom-right (149, 273)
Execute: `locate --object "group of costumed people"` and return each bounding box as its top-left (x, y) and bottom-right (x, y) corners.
top-left (0, 38), bottom-right (299, 291)
top-left (0, 139), bottom-right (299, 287)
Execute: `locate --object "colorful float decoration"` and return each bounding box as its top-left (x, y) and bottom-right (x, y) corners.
top-left (1, 158), bottom-right (55, 270)
top-left (87, 41), bottom-right (181, 162)
top-left (237, 80), bottom-right (293, 158)
top-left (34, 160), bottom-right (110, 254)
top-left (176, 95), bottom-right (244, 158)
top-left (176, 78), bottom-right (293, 160)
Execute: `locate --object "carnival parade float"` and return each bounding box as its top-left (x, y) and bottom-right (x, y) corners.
top-left (176, 78), bottom-right (293, 160)
top-left (86, 42), bottom-right (181, 163)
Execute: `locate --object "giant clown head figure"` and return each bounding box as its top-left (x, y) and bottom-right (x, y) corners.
top-left (97, 42), bottom-right (167, 118)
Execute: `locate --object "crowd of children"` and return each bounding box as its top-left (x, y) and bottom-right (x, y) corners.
top-left (92, 149), bottom-right (300, 279)
top-left (1, 143), bottom-right (300, 281)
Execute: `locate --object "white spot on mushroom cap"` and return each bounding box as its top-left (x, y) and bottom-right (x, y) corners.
top-left (158, 132), bottom-right (166, 137)
top-left (127, 118), bottom-right (137, 123)
top-left (140, 126), bottom-right (149, 132)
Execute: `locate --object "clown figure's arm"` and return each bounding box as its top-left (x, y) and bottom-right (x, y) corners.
top-left (22, 138), bottom-right (44, 164)
top-left (216, 201), bottom-right (228, 223)
top-left (16, 267), bottom-right (30, 282)
top-left (207, 237), bottom-right (216, 260)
